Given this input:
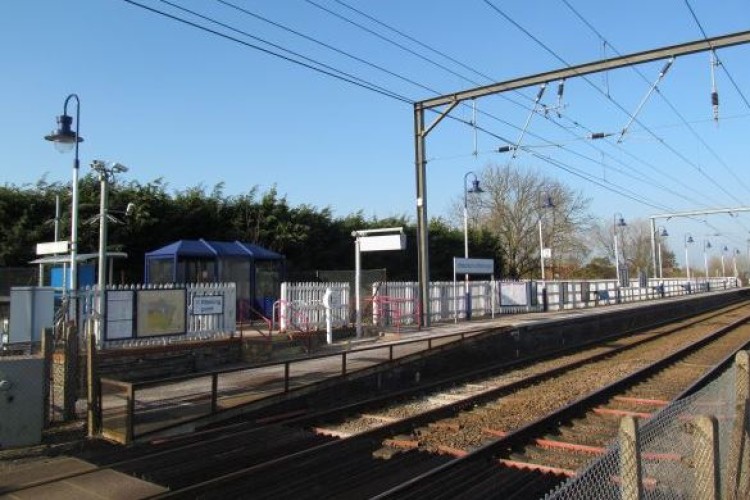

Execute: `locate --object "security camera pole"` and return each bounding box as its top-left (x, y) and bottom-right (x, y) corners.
top-left (91, 160), bottom-right (128, 344)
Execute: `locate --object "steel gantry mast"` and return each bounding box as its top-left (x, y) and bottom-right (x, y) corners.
top-left (414, 30), bottom-right (750, 327)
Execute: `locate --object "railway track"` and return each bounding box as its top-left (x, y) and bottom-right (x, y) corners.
top-left (162, 304), bottom-right (750, 499)
top-left (2, 303), bottom-right (749, 498)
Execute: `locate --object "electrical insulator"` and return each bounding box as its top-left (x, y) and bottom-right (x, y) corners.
top-left (535, 84), bottom-right (547, 102)
top-left (711, 91), bottom-right (719, 123)
top-left (660, 59), bottom-right (673, 77)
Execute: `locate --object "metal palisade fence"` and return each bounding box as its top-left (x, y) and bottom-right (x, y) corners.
top-left (278, 282), bottom-right (350, 332)
top-left (276, 277), bottom-right (740, 332)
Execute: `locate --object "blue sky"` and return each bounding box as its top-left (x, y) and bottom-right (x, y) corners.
top-left (1, 0), bottom-right (749, 260)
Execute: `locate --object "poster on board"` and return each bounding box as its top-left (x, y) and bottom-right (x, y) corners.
top-left (136, 289), bottom-right (186, 337)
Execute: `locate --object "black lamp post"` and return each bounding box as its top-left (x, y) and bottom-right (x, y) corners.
top-left (45, 94), bottom-right (83, 321)
top-left (462, 171), bottom-right (483, 320)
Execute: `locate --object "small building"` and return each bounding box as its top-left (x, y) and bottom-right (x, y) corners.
top-left (144, 239), bottom-right (285, 316)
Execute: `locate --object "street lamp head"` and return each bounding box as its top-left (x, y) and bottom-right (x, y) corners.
top-left (542, 195), bottom-right (555, 209)
top-left (44, 114), bottom-right (83, 153)
top-left (659, 228), bottom-right (669, 237)
top-left (705, 240), bottom-right (712, 249)
top-left (686, 235), bottom-right (694, 244)
top-left (723, 245), bottom-right (729, 252)
top-left (615, 216), bottom-right (626, 227)
top-left (468, 178), bottom-right (483, 194)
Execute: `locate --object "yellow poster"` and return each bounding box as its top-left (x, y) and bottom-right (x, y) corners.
top-left (136, 289), bottom-right (186, 337)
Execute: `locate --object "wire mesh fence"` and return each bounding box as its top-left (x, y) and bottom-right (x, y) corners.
top-left (544, 358), bottom-right (746, 499)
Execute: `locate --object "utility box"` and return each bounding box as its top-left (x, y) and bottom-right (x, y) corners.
top-left (0, 356), bottom-right (44, 447)
top-left (9, 286), bottom-right (55, 343)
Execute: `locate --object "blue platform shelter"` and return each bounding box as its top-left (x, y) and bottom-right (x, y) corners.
top-left (144, 239), bottom-right (285, 316)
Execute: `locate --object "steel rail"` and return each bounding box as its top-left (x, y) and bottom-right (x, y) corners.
top-left (153, 306), bottom-right (750, 497)
top-left (375, 312), bottom-right (750, 498)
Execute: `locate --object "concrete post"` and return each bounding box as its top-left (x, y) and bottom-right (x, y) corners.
top-left (86, 321), bottom-right (100, 437)
top-left (41, 327), bottom-right (54, 427)
top-left (693, 415), bottom-right (720, 500)
top-left (736, 351), bottom-right (750, 404)
top-left (619, 415), bottom-right (643, 500)
top-left (726, 398), bottom-right (749, 500)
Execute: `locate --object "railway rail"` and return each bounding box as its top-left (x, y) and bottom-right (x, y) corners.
top-left (2, 302), bottom-right (749, 499)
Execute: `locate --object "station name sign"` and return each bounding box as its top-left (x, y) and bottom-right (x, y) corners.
top-left (453, 257), bottom-right (495, 275)
top-left (192, 295), bottom-right (224, 315)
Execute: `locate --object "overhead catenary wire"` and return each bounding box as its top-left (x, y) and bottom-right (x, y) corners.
top-left (683, 0), bottom-right (750, 111)
top-left (306, 0), bottom-right (736, 212)
top-left (122, 0), bottom-right (739, 226)
top-left (561, 0), bottom-right (750, 230)
top-left (314, 0), bottom-right (723, 211)
top-left (482, 0), bottom-right (748, 208)
top-left (120, 0), bottom-right (413, 104)
top-left (155, 0), bottom-right (414, 105)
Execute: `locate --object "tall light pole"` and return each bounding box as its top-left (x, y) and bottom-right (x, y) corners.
top-left (539, 194), bottom-right (555, 280)
top-left (45, 94), bottom-right (83, 322)
top-left (656, 226), bottom-right (668, 279)
top-left (613, 213), bottom-right (627, 285)
top-left (733, 248), bottom-right (740, 277)
top-left (462, 172), bottom-right (483, 314)
top-left (90, 160), bottom-right (128, 343)
top-left (721, 245), bottom-right (728, 276)
top-left (684, 234), bottom-right (694, 280)
top-left (703, 239), bottom-right (712, 279)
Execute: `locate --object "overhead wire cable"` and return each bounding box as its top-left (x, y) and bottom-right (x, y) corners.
top-left (155, 0), bottom-right (412, 103)
top-left (683, 0), bottom-right (750, 110)
top-left (482, 0), bottom-right (747, 207)
top-left (124, 0), bottom-right (716, 218)
top-left (562, 0), bottom-right (750, 226)
top-left (212, 0), bottom-right (444, 98)
top-left (313, 0), bottom-right (713, 208)
top-left (120, 0), bottom-right (413, 104)
top-left (563, 0), bottom-right (750, 200)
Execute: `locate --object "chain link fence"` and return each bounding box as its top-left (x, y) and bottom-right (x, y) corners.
top-left (545, 355), bottom-right (748, 499)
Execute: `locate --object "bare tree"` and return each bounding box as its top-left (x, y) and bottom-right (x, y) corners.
top-left (592, 217), bottom-right (679, 280)
top-left (472, 164), bottom-right (592, 278)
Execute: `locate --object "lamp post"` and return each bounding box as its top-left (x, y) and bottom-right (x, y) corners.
top-left (45, 94), bottom-right (83, 321)
top-left (733, 248), bottom-right (740, 277)
top-left (90, 160), bottom-right (128, 343)
top-left (684, 234), bottom-right (694, 280)
top-left (539, 194), bottom-right (555, 280)
top-left (703, 239), bottom-right (712, 279)
top-left (656, 226), bottom-right (668, 279)
top-left (462, 172), bottom-right (483, 318)
top-left (613, 213), bottom-right (627, 285)
top-left (721, 245), bottom-right (728, 276)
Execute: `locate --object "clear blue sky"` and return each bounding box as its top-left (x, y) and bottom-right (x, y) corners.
top-left (2, 1), bottom-right (749, 260)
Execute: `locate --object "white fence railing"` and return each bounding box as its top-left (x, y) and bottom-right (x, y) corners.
top-left (278, 282), bottom-right (350, 333)
top-left (275, 277), bottom-right (740, 332)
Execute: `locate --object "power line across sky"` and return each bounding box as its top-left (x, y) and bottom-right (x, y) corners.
top-left (1, 0), bottom-right (749, 251)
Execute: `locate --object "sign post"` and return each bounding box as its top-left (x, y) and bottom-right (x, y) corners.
top-left (352, 228), bottom-right (406, 337)
top-left (453, 257), bottom-right (495, 322)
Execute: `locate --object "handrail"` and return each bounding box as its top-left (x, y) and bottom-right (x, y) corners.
top-left (99, 325), bottom-right (484, 443)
